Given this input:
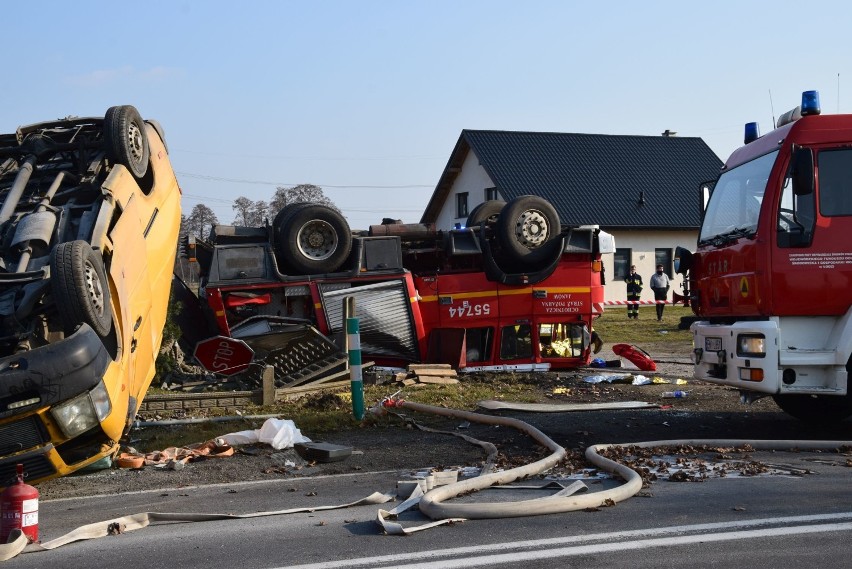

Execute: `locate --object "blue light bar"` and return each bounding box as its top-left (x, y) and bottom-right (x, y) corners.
top-left (801, 90), bottom-right (821, 116)
top-left (744, 122), bottom-right (759, 144)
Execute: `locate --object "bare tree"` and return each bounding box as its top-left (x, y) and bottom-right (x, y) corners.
top-left (232, 196), bottom-right (254, 226)
top-left (250, 200), bottom-right (268, 226)
top-left (232, 197), bottom-right (270, 227)
top-left (186, 204), bottom-right (218, 240)
top-left (268, 184), bottom-right (339, 218)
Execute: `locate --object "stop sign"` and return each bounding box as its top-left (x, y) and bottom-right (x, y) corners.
top-left (193, 336), bottom-right (254, 376)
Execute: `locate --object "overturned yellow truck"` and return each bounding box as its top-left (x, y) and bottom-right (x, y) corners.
top-left (0, 106), bottom-right (181, 486)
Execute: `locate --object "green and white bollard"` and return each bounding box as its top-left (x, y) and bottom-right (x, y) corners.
top-left (347, 316), bottom-right (365, 420)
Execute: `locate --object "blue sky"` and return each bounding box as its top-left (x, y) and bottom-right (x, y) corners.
top-left (2, 1), bottom-right (850, 229)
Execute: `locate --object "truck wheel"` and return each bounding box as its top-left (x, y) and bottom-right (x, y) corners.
top-left (496, 195), bottom-right (560, 264)
top-left (466, 200), bottom-right (505, 228)
top-left (51, 240), bottom-right (112, 338)
top-left (274, 204), bottom-right (352, 274)
top-left (105, 105), bottom-right (150, 180)
top-left (271, 203), bottom-right (307, 231)
top-left (772, 393), bottom-right (852, 423)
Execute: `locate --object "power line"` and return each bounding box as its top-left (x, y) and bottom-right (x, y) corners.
top-left (172, 148), bottom-right (443, 161)
top-left (176, 171), bottom-right (433, 189)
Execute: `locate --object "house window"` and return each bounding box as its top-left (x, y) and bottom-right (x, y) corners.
top-left (613, 248), bottom-right (631, 280)
top-left (655, 248), bottom-right (672, 277)
top-left (485, 187), bottom-right (500, 201)
top-left (456, 192), bottom-right (469, 218)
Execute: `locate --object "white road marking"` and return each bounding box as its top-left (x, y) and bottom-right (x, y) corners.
top-left (277, 513), bottom-right (852, 569)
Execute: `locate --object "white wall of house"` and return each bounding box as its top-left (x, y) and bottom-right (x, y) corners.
top-left (601, 229), bottom-right (697, 307)
top-left (434, 152), bottom-right (494, 229)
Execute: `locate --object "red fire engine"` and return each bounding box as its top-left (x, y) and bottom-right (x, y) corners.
top-left (676, 90), bottom-right (852, 422)
top-left (176, 196), bottom-right (613, 383)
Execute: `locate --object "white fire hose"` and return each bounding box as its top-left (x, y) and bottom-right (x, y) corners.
top-left (3, 398), bottom-right (851, 559)
top-left (386, 399), bottom-right (852, 521)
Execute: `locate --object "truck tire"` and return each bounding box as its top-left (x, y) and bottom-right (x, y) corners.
top-left (274, 203), bottom-right (352, 274)
top-left (271, 202), bottom-right (307, 234)
top-left (772, 392), bottom-right (852, 423)
top-left (105, 105), bottom-right (150, 181)
top-left (50, 240), bottom-right (112, 338)
top-left (466, 200), bottom-right (505, 228)
top-left (496, 195), bottom-right (561, 264)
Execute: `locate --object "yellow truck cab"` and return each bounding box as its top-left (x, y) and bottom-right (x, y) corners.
top-left (0, 106), bottom-right (181, 485)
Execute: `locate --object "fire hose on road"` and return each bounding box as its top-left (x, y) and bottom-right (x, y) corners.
top-left (2, 398), bottom-right (852, 560)
top-left (377, 398), bottom-right (852, 527)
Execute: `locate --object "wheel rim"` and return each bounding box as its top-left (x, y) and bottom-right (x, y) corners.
top-left (84, 259), bottom-right (106, 317)
top-left (512, 209), bottom-right (550, 249)
top-left (296, 219), bottom-right (338, 261)
top-left (126, 121), bottom-right (145, 165)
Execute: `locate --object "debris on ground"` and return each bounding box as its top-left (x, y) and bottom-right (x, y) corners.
top-left (117, 438), bottom-right (235, 470)
top-left (394, 364), bottom-right (460, 386)
top-left (221, 418), bottom-right (311, 449)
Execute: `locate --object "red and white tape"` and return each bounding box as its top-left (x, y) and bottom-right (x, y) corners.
top-left (603, 300), bottom-right (673, 305)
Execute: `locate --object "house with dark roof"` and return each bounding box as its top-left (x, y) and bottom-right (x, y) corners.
top-left (420, 129), bottom-right (723, 304)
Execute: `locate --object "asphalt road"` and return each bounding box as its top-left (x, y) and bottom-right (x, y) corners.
top-left (7, 412), bottom-right (852, 568)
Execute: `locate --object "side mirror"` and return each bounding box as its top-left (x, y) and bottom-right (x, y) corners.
top-left (674, 246), bottom-right (693, 275)
top-left (791, 147), bottom-right (814, 196)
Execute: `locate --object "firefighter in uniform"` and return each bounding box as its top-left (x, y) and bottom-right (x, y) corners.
top-left (625, 265), bottom-right (643, 319)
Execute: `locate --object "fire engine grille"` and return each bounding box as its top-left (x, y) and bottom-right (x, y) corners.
top-left (0, 446), bottom-right (56, 488)
top-left (0, 415), bottom-right (48, 456)
top-left (320, 279), bottom-right (419, 362)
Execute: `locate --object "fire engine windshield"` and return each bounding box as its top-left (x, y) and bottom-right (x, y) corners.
top-left (699, 150), bottom-right (779, 244)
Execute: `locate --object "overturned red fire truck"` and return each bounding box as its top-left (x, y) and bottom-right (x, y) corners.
top-left (175, 196), bottom-right (614, 385)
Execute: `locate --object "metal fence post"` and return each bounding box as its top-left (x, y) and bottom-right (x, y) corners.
top-left (345, 297), bottom-right (364, 420)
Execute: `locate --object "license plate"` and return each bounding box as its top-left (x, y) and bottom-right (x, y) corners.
top-left (705, 337), bottom-right (722, 352)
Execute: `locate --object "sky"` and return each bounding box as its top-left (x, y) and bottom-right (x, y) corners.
top-left (2, 0), bottom-right (850, 230)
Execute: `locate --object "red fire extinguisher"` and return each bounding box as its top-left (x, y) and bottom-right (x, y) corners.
top-left (0, 464), bottom-right (39, 543)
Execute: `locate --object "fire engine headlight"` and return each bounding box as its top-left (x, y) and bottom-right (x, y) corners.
top-left (737, 334), bottom-right (766, 357)
top-left (50, 381), bottom-right (112, 438)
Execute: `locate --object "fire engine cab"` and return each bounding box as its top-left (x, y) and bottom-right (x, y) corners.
top-left (676, 90), bottom-right (852, 422)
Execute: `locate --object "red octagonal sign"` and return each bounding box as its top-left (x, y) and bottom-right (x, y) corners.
top-left (193, 336), bottom-right (254, 376)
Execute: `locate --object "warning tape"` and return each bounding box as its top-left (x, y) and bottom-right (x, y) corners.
top-left (603, 300), bottom-right (675, 305)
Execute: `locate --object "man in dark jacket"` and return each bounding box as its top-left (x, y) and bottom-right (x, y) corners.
top-left (650, 263), bottom-right (672, 321)
top-left (625, 265), bottom-right (642, 319)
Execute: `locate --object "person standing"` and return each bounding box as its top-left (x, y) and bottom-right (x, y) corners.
top-left (625, 265), bottom-right (643, 319)
top-left (650, 263), bottom-right (671, 321)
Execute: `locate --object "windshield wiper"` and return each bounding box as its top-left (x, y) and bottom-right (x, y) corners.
top-left (702, 226), bottom-right (756, 247)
